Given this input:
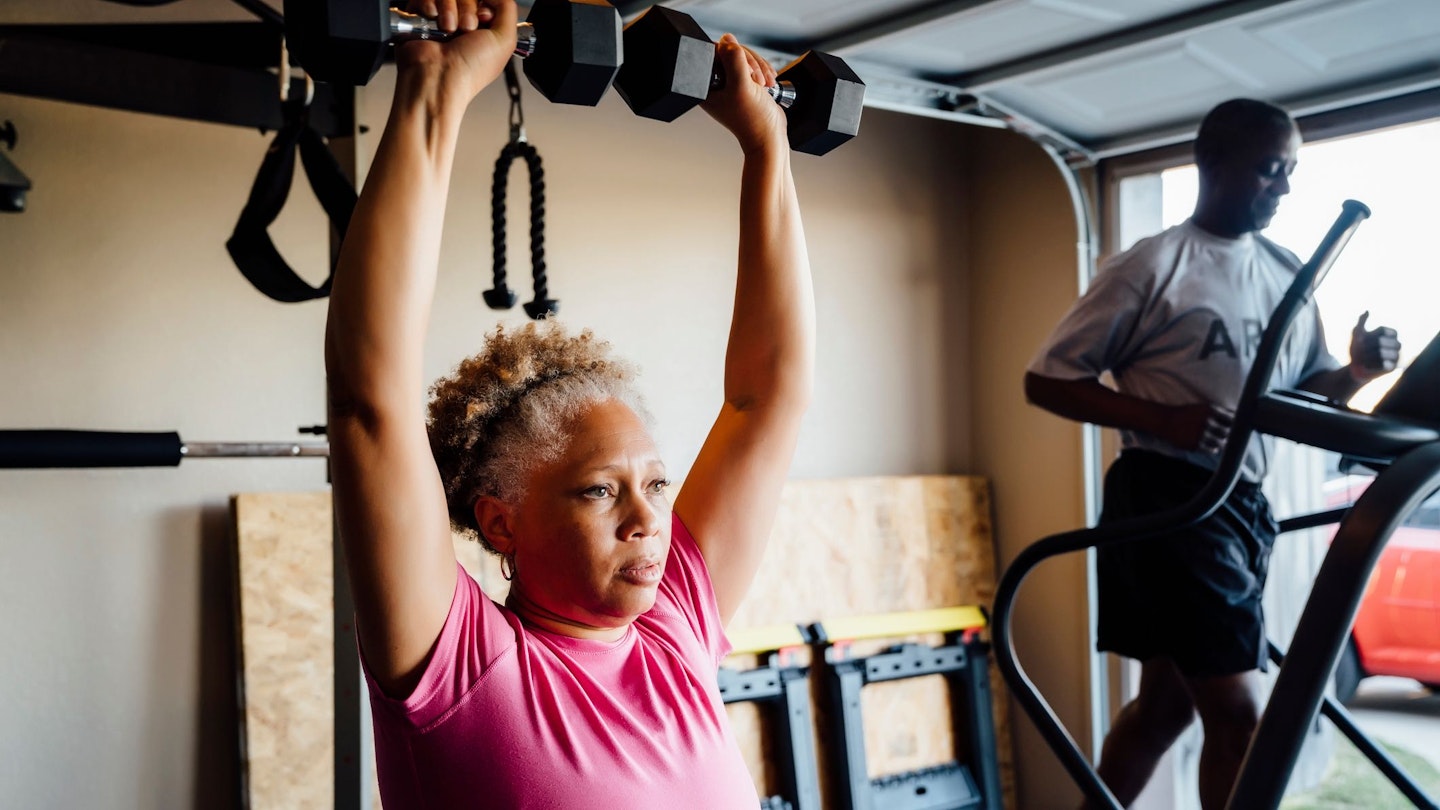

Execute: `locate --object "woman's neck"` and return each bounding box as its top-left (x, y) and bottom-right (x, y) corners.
top-left (505, 581), bottom-right (630, 642)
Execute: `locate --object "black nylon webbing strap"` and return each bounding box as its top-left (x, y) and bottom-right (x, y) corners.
top-left (225, 103), bottom-right (357, 303)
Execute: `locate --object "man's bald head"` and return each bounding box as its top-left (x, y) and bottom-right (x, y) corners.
top-left (1194, 98), bottom-right (1296, 171)
top-left (1190, 99), bottom-right (1300, 236)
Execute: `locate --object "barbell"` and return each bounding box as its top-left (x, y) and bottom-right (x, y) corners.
top-left (0, 430), bottom-right (328, 468)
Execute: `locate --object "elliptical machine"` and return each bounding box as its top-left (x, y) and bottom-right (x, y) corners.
top-left (993, 200), bottom-right (1440, 809)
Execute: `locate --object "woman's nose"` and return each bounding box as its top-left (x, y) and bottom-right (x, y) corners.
top-left (624, 491), bottom-right (665, 539)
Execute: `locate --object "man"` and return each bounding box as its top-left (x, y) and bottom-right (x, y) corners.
top-left (1024, 98), bottom-right (1400, 809)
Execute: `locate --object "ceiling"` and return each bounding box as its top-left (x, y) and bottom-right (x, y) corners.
top-left (621, 0), bottom-right (1440, 162)
top-left (4, 0), bottom-right (1440, 163)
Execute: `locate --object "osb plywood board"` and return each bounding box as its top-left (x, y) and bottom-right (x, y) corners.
top-left (724, 476), bottom-right (1012, 809)
top-left (233, 492), bottom-right (334, 810)
top-left (234, 476), bottom-right (1011, 810)
top-left (233, 492), bottom-right (498, 810)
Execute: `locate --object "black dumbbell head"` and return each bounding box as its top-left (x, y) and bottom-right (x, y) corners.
top-left (283, 0), bottom-right (390, 86)
top-left (615, 7), bottom-right (715, 122)
top-left (523, 0), bottom-right (623, 106)
top-left (778, 51), bottom-right (866, 156)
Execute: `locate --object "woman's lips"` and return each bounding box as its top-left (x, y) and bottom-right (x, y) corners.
top-left (618, 562), bottom-right (663, 585)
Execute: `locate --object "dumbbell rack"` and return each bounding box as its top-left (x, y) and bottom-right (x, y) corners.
top-left (810, 607), bottom-right (1004, 810)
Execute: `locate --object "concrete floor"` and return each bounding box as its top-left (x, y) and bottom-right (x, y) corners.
top-left (1348, 677), bottom-right (1440, 771)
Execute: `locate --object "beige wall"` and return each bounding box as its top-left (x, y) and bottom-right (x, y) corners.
top-left (0, 66), bottom-right (978, 806)
top-left (965, 127), bottom-right (1095, 810)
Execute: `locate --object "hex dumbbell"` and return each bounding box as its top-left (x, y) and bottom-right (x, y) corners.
top-left (614, 6), bottom-right (865, 155)
top-left (284, 0), bottom-right (622, 106)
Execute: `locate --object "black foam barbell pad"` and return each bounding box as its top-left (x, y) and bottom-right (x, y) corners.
top-left (0, 430), bottom-right (184, 469)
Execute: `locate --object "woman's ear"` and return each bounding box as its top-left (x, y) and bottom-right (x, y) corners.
top-left (474, 496), bottom-right (517, 556)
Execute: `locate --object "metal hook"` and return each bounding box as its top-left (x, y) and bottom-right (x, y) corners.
top-left (505, 60), bottom-right (526, 144)
top-left (278, 37), bottom-right (315, 108)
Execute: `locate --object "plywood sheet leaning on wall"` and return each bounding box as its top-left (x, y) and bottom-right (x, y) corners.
top-left (725, 475), bottom-right (1013, 809)
top-left (232, 492), bottom-right (334, 810)
top-left (233, 476), bottom-right (1010, 809)
top-left (232, 492), bottom-right (503, 810)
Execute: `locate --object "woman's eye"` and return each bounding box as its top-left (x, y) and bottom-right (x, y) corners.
top-left (584, 485), bottom-right (613, 498)
top-left (650, 479), bottom-right (672, 494)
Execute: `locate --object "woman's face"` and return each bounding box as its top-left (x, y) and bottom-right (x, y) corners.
top-left (501, 398), bottom-right (672, 631)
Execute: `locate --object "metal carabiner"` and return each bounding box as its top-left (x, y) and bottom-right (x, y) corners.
top-left (278, 37), bottom-right (315, 108)
top-left (505, 60), bottom-right (526, 144)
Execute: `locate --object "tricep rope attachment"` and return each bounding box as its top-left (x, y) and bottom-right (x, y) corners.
top-left (486, 60), bottom-right (557, 320)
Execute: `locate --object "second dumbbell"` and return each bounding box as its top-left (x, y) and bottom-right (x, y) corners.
top-left (614, 6), bottom-right (865, 156)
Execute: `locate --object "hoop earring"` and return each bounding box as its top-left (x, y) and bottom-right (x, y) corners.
top-left (500, 554), bottom-right (516, 582)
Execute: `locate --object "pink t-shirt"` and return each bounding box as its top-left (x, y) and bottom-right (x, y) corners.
top-left (363, 514), bottom-right (759, 809)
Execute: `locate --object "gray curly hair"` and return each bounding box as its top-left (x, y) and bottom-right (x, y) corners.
top-left (427, 320), bottom-right (650, 553)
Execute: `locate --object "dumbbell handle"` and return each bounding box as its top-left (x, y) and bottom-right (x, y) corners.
top-left (765, 81), bottom-right (797, 110)
top-left (390, 9), bottom-right (537, 57)
top-left (711, 70), bottom-right (796, 110)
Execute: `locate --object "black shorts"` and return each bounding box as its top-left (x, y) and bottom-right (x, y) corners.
top-left (1096, 449), bottom-right (1278, 678)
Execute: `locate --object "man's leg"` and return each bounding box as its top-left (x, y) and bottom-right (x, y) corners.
top-left (1186, 670), bottom-right (1265, 810)
top-left (1084, 658), bottom-right (1196, 809)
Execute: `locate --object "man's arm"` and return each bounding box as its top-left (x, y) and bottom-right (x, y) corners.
top-left (1298, 311), bottom-right (1400, 402)
top-left (1024, 372), bottom-right (1232, 455)
top-left (324, 1), bottom-right (516, 696)
top-left (673, 38), bottom-right (814, 626)
top-left (1297, 367), bottom-right (1367, 403)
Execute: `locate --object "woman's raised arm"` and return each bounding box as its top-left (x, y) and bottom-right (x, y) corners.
top-left (674, 38), bottom-right (816, 625)
top-left (324, 0), bottom-right (517, 696)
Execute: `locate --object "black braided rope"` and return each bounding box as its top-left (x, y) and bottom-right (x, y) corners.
top-left (488, 141), bottom-right (553, 318)
top-left (489, 146), bottom-right (514, 295)
top-left (520, 145), bottom-right (548, 308)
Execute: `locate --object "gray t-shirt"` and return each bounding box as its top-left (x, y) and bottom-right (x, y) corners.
top-left (1028, 219), bottom-right (1340, 481)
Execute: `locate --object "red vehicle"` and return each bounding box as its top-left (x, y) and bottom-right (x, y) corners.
top-left (1325, 476), bottom-right (1440, 703)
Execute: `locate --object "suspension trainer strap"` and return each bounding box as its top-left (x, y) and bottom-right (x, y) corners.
top-left (226, 102), bottom-right (358, 303)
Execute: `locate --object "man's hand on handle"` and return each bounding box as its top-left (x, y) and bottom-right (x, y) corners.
top-left (1348, 311), bottom-right (1401, 384)
top-left (1161, 402), bottom-right (1235, 456)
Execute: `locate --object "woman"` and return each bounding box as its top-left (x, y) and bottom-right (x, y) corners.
top-left (323, 1), bottom-right (815, 806)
